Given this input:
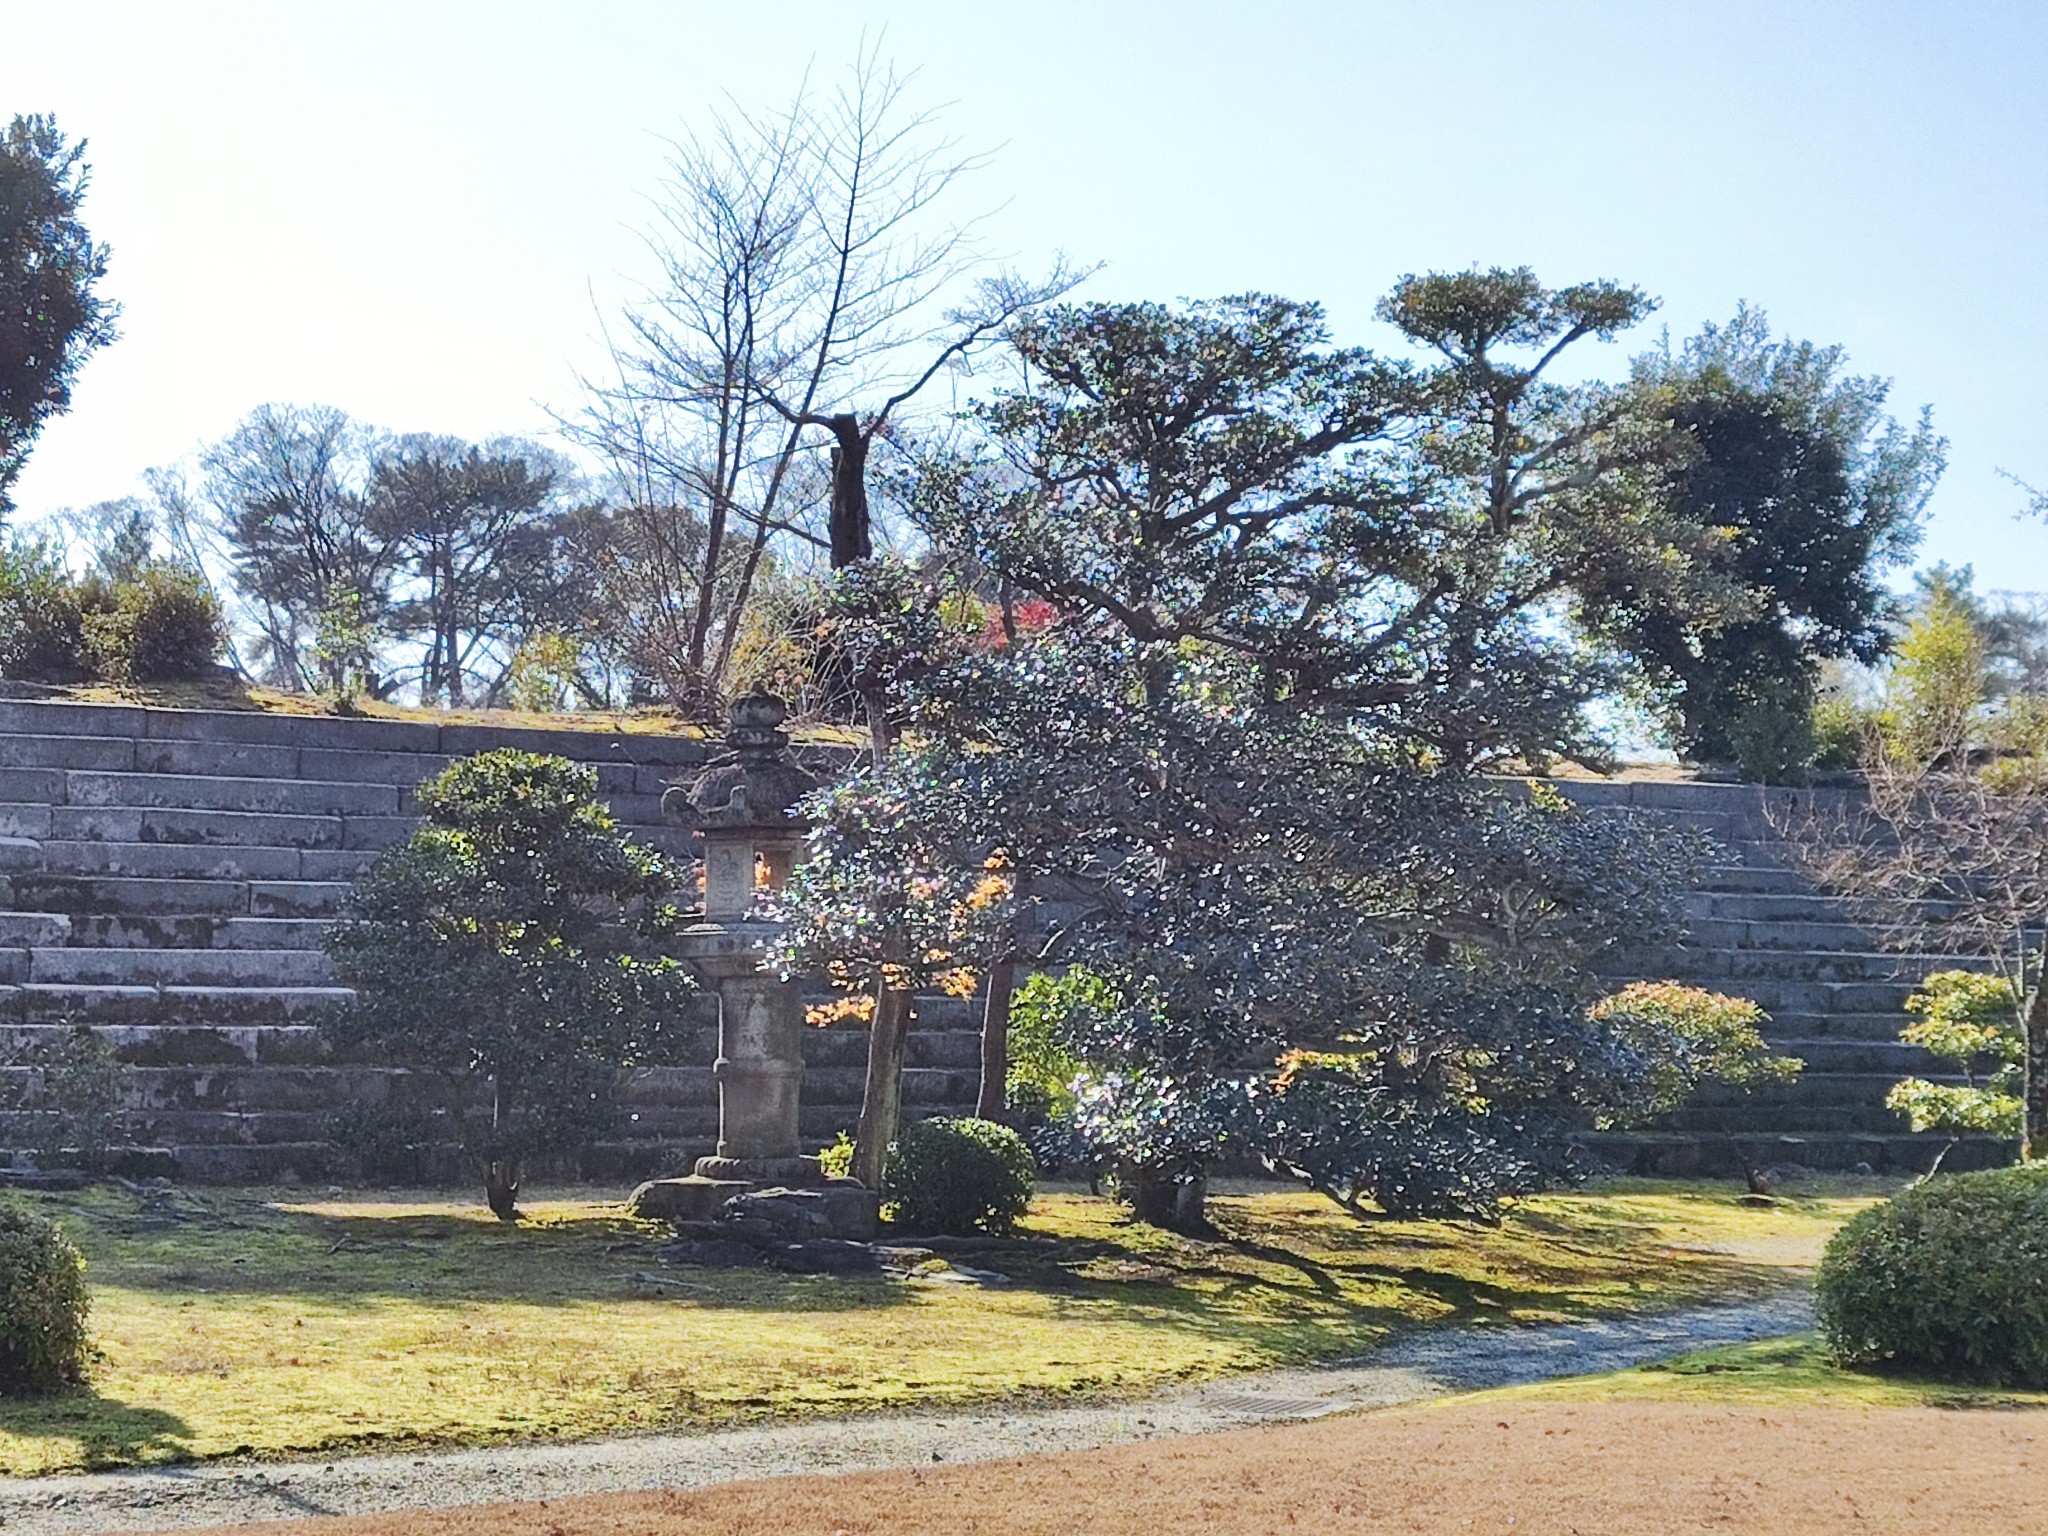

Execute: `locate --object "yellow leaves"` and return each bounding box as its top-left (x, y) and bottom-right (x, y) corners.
top-left (805, 993), bottom-right (876, 1029)
top-left (934, 968), bottom-right (980, 999)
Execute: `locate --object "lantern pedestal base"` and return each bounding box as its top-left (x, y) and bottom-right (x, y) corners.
top-left (692, 1153), bottom-right (829, 1185)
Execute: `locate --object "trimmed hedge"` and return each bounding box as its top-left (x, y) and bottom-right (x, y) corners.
top-left (1816, 1164), bottom-right (2048, 1387)
top-left (881, 1116), bottom-right (1036, 1236)
top-left (0, 1206), bottom-right (92, 1397)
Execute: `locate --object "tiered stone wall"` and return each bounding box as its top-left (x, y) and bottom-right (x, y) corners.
top-left (0, 699), bottom-right (978, 1182)
top-left (0, 700), bottom-right (1995, 1180)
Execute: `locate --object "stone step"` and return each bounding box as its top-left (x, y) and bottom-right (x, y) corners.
top-left (4, 873), bottom-right (355, 918)
top-left (1761, 1009), bottom-right (1920, 1042)
top-left (1643, 947), bottom-right (1968, 984)
top-left (1655, 1101), bottom-right (1930, 1135)
top-left (1773, 1037), bottom-right (1946, 1074)
top-left (1, 983), bottom-right (355, 1028)
top-left (1586, 1129), bottom-right (2009, 1177)
top-left (39, 839), bottom-right (306, 881)
top-left (23, 947), bottom-right (334, 987)
top-left (1696, 865), bottom-right (1809, 895)
top-left (0, 734), bottom-right (139, 771)
top-left (0, 836), bottom-right (43, 875)
top-left (0, 1022), bottom-right (328, 1067)
top-left (62, 769), bottom-right (401, 817)
top-left (1688, 1070), bottom-right (1955, 1110)
top-left (0, 699), bottom-right (713, 769)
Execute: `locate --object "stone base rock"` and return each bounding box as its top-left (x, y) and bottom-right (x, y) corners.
top-left (626, 1175), bottom-right (754, 1222)
top-left (692, 1154), bottom-right (829, 1185)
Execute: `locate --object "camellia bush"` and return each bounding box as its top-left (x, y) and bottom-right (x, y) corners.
top-left (881, 1116), bottom-right (1036, 1236)
top-left (325, 750), bottom-right (696, 1219)
top-left (0, 1206), bottom-right (92, 1397)
top-left (1816, 1164), bottom-right (2048, 1386)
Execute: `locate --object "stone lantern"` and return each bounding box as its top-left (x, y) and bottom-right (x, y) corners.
top-left (661, 690), bottom-right (819, 1187)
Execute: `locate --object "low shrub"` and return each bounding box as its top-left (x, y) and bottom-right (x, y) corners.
top-left (1816, 1164), bottom-right (2048, 1387)
top-left (80, 563), bottom-right (224, 682)
top-left (323, 1099), bottom-right (443, 1185)
top-left (0, 1206), bottom-right (92, 1396)
top-left (0, 542), bottom-right (89, 682)
top-left (881, 1116), bottom-right (1036, 1236)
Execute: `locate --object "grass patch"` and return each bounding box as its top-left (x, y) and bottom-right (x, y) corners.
top-left (42, 679), bottom-right (867, 744)
top-left (0, 1178), bottom-right (1879, 1474)
top-left (1492, 1333), bottom-right (2048, 1412)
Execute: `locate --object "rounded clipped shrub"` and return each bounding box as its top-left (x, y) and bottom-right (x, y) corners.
top-left (0, 1206), bottom-right (92, 1396)
top-left (81, 563), bottom-right (224, 682)
top-left (881, 1116), bottom-right (1036, 1236)
top-left (1816, 1164), bottom-right (2048, 1386)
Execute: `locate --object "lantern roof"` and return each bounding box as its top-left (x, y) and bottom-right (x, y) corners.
top-left (664, 690), bottom-right (817, 834)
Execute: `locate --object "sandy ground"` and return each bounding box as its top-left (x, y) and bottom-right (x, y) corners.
top-left (154, 1400), bottom-right (2048, 1536)
top-left (3, 1295), bottom-right (1813, 1536)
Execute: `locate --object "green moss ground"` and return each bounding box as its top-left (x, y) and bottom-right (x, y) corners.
top-left (1489, 1332), bottom-right (2048, 1412)
top-left (0, 1179), bottom-right (1880, 1474)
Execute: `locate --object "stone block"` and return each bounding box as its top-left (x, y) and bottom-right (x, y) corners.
top-left (628, 1175), bottom-right (753, 1222)
top-left (41, 839), bottom-right (303, 880)
top-left (726, 1183), bottom-right (880, 1242)
top-left (0, 836), bottom-right (45, 874)
top-left (0, 803), bottom-right (52, 839)
top-left (3, 734), bottom-right (135, 770)
top-left (142, 708), bottom-right (439, 752)
top-left (339, 815), bottom-right (419, 850)
top-left (65, 770), bottom-right (400, 817)
top-left (0, 769), bottom-right (66, 805)
top-left (248, 881), bottom-right (352, 918)
top-left (133, 740), bottom-right (300, 778)
top-left (299, 747), bottom-right (451, 786)
top-left (297, 848), bottom-right (379, 882)
top-left (0, 700), bottom-right (147, 737)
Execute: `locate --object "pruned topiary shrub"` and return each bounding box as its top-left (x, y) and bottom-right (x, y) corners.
top-left (881, 1116), bottom-right (1035, 1236)
top-left (1816, 1165), bottom-right (2048, 1387)
top-left (0, 1206), bottom-right (92, 1396)
top-left (80, 562), bottom-right (224, 682)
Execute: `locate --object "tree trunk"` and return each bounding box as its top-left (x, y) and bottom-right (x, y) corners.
top-left (2024, 958), bottom-right (2048, 1162)
top-left (1130, 1168), bottom-right (1210, 1235)
top-left (851, 982), bottom-right (913, 1189)
top-left (976, 956), bottom-right (1018, 1122)
top-left (482, 1157), bottom-right (521, 1222)
top-left (825, 414), bottom-right (873, 570)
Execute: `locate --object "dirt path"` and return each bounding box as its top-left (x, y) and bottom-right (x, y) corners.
top-left (200, 1399), bottom-right (2048, 1536)
top-left (0, 1292), bottom-right (1813, 1535)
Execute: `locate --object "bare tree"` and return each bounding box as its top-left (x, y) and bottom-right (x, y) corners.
top-left (568, 45), bottom-right (1083, 710)
top-left (1793, 751), bottom-right (2048, 1159)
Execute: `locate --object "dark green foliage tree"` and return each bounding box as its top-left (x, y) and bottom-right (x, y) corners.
top-left (917, 275), bottom-right (1726, 770)
top-left (781, 635), bottom-right (1710, 1232)
top-left (1589, 308), bottom-right (1945, 777)
top-left (881, 1116), bottom-right (1036, 1235)
top-left (0, 115), bottom-right (117, 516)
top-left (1817, 1165), bottom-right (2048, 1386)
top-left (0, 1206), bottom-right (91, 1397)
top-left (325, 751), bottom-right (697, 1219)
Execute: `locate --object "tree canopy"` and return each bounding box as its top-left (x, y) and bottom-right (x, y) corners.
top-left (0, 115), bottom-right (117, 516)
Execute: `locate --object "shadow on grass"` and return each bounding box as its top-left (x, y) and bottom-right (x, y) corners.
top-left (0, 1391), bottom-right (193, 1470)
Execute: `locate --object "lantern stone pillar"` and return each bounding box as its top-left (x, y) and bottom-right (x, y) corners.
top-left (664, 691), bottom-right (820, 1187)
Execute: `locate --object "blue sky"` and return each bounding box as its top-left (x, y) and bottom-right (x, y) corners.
top-left (5, 0), bottom-right (2045, 589)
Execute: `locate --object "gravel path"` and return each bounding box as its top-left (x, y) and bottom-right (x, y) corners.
top-left (0, 1291), bottom-right (1813, 1536)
